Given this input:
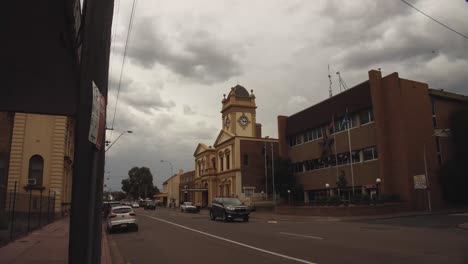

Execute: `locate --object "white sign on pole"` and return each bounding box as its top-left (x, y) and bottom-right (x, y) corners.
top-left (413, 174), bottom-right (427, 189)
top-left (88, 82), bottom-right (105, 149)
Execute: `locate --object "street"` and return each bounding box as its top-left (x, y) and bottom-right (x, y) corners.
top-left (107, 208), bottom-right (468, 264)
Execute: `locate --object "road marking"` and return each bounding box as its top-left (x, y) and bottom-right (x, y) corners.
top-left (280, 232), bottom-right (324, 240)
top-left (140, 214), bottom-right (317, 264)
top-left (267, 220), bottom-right (278, 224)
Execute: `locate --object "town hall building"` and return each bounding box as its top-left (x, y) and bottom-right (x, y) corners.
top-left (191, 85), bottom-right (278, 207)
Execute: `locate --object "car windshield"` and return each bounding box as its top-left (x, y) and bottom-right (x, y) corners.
top-left (221, 198), bottom-right (242, 206)
top-left (113, 208), bottom-right (132, 214)
top-left (184, 202), bottom-right (193, 206)
top-left (109, 203), bottom-right (121, 207)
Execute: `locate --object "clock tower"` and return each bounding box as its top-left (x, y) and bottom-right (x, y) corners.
top-left (221, 85), bottom-right (257, 137)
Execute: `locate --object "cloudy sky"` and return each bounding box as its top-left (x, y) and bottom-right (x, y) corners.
top-left (104, 0), bottom-right (468, 191)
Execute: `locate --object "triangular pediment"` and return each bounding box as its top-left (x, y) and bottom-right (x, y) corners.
top-left (193, 143), bottom-right (209, 157)
top-left (214, 129), bottom-right (235, 147)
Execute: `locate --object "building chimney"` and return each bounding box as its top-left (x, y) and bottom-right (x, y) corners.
top-left (255, 123), bottom-right (262, 138)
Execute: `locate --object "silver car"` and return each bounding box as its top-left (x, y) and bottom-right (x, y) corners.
top-left (180, 202), bottom-right (199, 213)
top-left (106, 206), bottom-right (138, 233)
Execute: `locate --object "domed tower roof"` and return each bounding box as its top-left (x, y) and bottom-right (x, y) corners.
top-left (231, 84), bottom-right (250, 98)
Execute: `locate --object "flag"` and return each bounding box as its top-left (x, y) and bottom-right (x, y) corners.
top-left (328, 116), bottom-right (335, 133)
top-left (340, 111), bottom-right (349, 130)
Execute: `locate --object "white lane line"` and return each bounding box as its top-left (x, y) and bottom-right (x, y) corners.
top-left (280, 232), bottom-right (324, 240)
top-left (140, 214), bottom-right (317, 264)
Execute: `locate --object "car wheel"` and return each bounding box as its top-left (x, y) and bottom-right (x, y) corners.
top-left (209, 211), bottom-right (216, 221)
top-left (134, 225), bottom-right (139, 232)
top-left (243, 217), bottom-right (249, 222)
top-left (107, 226), bottom-right (112, 234)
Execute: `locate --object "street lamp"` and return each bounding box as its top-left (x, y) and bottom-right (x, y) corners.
top-left (161, 160), bottom-right (174, 208)
top-left (375, 178), bottom-right (381, 201)
top-left (423, 128), bottom-right (450, 212)
top-left (105, 130), bottom-right (133, 152)
top-left (325, 183), bottom-right (330, 197)
top-left (287, 189), bottom-right (291, 206)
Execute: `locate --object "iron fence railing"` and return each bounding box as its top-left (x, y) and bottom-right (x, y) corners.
top-left (0, 181), bottom-right (56, 247)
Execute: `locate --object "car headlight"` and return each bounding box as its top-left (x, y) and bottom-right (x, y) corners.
top-left (226, 206), bottom-right (235, 211)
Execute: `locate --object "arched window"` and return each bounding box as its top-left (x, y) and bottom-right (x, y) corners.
top-left (28, 155), bottom-right (44, 186)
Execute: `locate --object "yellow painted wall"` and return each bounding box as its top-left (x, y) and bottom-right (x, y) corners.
top-left (7, 114), bottom-right (73, 215)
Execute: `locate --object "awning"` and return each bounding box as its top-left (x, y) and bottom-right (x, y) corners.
top-left (181, 188), bottom-right (208, 192)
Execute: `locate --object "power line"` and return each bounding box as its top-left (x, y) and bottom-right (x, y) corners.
top-left (109, 0), bottom-right (138, 141)
top-left (400, 0), bottom-right (468, 40)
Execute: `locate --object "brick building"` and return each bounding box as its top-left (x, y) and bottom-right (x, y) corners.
top-left (193, 85), bottom-right (278, 207)
top-left (277, 70), bottom-right (468, 209)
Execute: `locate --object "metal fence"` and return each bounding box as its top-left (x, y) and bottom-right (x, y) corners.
top-left (0, 181), bottom-right (56, 247)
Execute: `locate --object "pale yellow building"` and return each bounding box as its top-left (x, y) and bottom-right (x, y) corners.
top-left (193, 85), bottom-right (279, 207)
top-left (6, 113), bottom-right (74, 216)
top-left (155, 170), bottom-right (183, 207)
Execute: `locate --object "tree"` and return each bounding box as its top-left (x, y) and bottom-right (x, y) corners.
top-left (439, 106), bottom-right (468, 205)
top-left (336, 170), bottom-right (348, 198)
top-left (121, 167), bottom-right (160, 200)
top-left (274, 158), bottom-right (304, 201)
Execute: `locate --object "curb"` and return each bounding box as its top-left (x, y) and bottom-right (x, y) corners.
top-left (101, 227), bottom-right (112, 264)
top-left (345, 209), bottom-right (468, 221)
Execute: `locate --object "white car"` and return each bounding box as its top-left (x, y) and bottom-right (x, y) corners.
top-left (180, 202), bottom-right (199, 213)
top-left (107, 206), bottom-right (138, 233)
top-left (131, 202), bottom-right (139, 208)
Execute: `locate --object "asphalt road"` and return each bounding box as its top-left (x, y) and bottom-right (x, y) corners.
top-left (107, 208), bottom-right (468, 264)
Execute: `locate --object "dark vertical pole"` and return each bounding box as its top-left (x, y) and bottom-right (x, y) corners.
top-left (9, 181), bottom-right (17, 240)
top-left (38, 190), bottom-right (43, 227)
top-left (52, 191), bottom-right (56, 221)
top-left (27, 189), bottom-right (32, 232)
top-left (47, 190), bottom-right (51, 223)
top-left (69, 0), bottom-right (114, 263)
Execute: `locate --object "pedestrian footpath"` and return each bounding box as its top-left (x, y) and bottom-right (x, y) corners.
top-left (0, 217), bottom-right (112, 264)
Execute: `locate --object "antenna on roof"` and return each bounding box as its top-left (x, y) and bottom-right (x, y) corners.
top-left (328, 65), bottom-right (333, 98)
top-left (336, 71), bottom-right (349, 91)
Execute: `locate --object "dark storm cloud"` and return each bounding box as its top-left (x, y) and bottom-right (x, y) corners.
top-left (124, 17), bottom-right (243, 84)
top-left (319, 0), bottom-right (468, 93)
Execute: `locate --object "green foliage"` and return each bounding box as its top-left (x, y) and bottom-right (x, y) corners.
top-left (327, 195), bottom-right (341, 205)
top-left (121, 167), bottom-right (160, 200)
top-left (439, 106), bottom-right (468, 205)
top-left (336, 170), bottom-right (348, 194)
top-left (274, 158), bottom-right (299, 198)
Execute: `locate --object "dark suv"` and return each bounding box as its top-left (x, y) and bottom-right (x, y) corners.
top-left (209, 197), bottom-right (250, 222)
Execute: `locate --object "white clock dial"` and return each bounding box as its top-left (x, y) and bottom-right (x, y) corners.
top-left (239, 116), bottom-right (249, 126)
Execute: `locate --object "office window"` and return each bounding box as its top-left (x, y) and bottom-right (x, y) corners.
top-left (212, 158), bottom-right (216, 169)
top-left (359, 110), bottom-right (370, 125)
top-left (296, 134), bottom-right (303, 145)
top-left (317, 127), bottom-right (323, 138)
top-left (436, 138), bottom-right (442, 164)
top-left (29, 155), bottom-right (44, 186)
top-left (352, 150), bottom-right (361, 163)
top-left (243, 154), bottom-right (249, 166)
top-left (363, 147), bottom-right (378, 161)
top-left (220, 157), bottom-right (224, 171)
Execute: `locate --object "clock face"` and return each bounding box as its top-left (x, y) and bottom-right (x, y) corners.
top-left (239, 115), bottom-right (249, 127)
top-left (225, 116), bottom-right (230, 128)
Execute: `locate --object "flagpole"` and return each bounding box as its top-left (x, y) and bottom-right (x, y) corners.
top-left (332, 116), bottom-right (339, 181)
top-left (346, 108), bottom-right (355, 195)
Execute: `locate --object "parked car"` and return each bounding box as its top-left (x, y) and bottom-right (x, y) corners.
top-left (144, 201), bottom-right (156, 210)
top-left (180, 202), bottom-right (199, 213)
top-left (131, 202), bottom-right (139, 208)
top-left (209, 197), bottom-right (250, 222)
top-left (106, 206), bottom-right (138, 233)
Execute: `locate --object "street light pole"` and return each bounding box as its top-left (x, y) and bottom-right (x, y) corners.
top-left (422, 128), bottom-right (450, 212)
top-left (161, 160), bottom-right (174, 207)
top-left (105, 130), bottom-right (132, 152)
